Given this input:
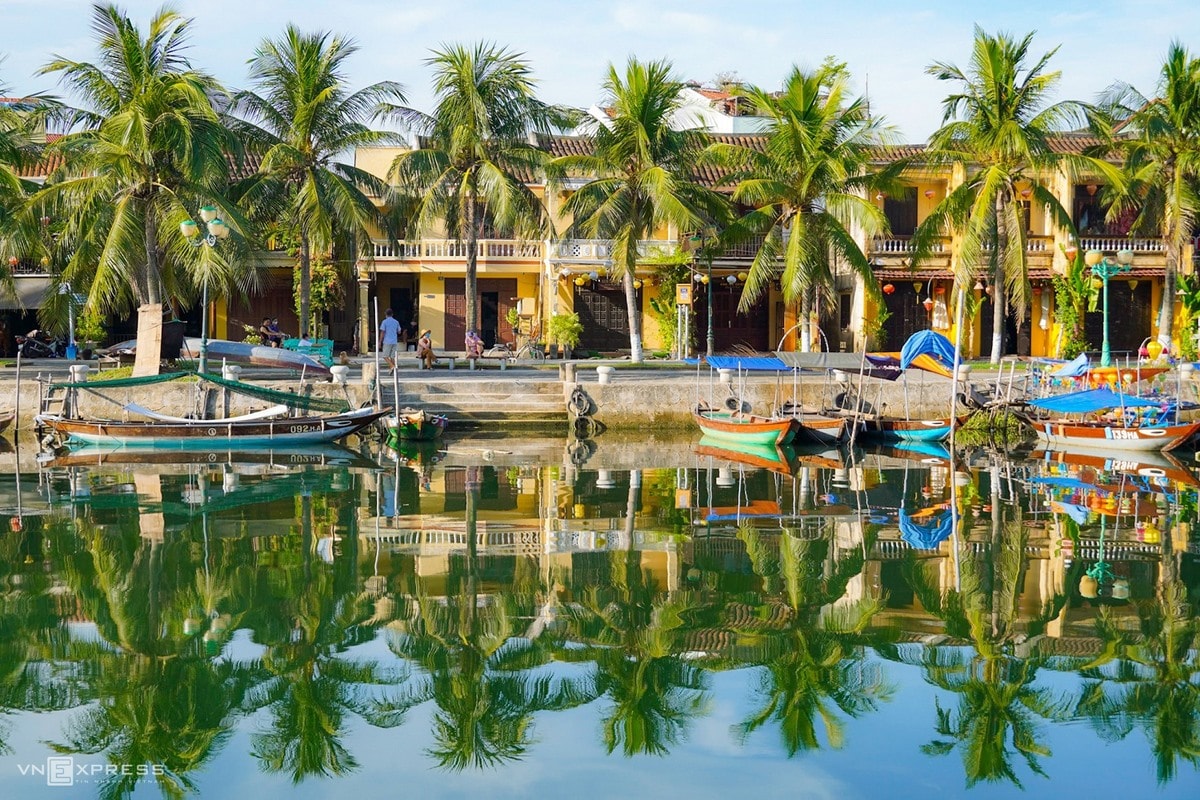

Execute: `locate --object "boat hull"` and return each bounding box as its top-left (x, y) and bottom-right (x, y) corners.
top-left (858, 416), bottom-right (961, 442)
top-left (40, 407), bottom-right (388, 447)
top-left (1025, 418), bottom-right (1200, 452)
top-left (387, 410), bottom-right (449, 443)
top-left (694, 409), bottom-right (796, 446)
top-left (695, 436), bottom-right (794, 475)
top-left (103, 337), bottom-right (330, 374)
top-left (791, 414), bottom-right (846, 445)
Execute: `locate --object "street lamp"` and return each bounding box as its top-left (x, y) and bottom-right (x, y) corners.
top-left (689, 226), bottom-right (719, 358)
top-left (1085, 248), bottom-right (1135, 367)
top-left (180, 205), bottom-right (231, 373)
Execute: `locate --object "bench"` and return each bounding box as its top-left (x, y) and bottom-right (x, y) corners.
top-left (282, 337), bottom-right (334, 367)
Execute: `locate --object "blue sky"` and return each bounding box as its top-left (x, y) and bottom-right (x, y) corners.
top-left (2, 0), bottom-right (1197, 140)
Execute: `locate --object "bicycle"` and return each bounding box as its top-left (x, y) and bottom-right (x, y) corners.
top-left (483, 327), bottom-right (545, 361)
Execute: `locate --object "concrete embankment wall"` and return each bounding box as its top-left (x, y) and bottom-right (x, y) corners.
top-left (568, 371), bottom-right (962, 431)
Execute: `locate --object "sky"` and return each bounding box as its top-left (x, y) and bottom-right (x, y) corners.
top-left (1, 0), bottom-right (1197, 141)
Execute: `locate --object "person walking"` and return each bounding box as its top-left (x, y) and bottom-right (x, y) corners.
top-left (379, 308), bottom-right (402, 371)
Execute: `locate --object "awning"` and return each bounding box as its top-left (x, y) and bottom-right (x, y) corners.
top-left (773, 351), bottom-right (903, 381)
top-left (0, 277), bottom-right (51, 310)
top-left (1027, 387), bottom-right (1160, 413)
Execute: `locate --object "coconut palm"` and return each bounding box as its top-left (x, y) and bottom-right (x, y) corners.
top-left (551, 58), bottom-right (729, 362)
top-left (707, 60), bottom-right (895, 352)
top-left (1091, 43), bottom-right (1200, 349)
top-left (234, 26), bottom-right (405, 338)
top-left (0, 75), bottom-right (49, 273)
top-left (912, 27), bottom-right (1076, 363)
top-left (34, 4), bottom-right (246, 375)
top-left (390, 43), bottom-right (562, 341)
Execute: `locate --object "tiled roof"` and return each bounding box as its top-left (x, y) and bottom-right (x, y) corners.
top-left (869, 144), bottom-right (926, 164)
top-left (540, 134), bottom-right (593, 158)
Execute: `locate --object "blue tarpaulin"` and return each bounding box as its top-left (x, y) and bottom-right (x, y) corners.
top-left (899, 507), bottom-right (955, 549)
top-left (1052, 353), bottom-right (1090, 377)
top-left (1027, 387), bottom-right (1160, 414)
top-left (704, 356), bottom-right (788, 371)
top-left (900, 330), bottom-right (958, 371)
top-left (1050, 501), bottom-right (1092, 524)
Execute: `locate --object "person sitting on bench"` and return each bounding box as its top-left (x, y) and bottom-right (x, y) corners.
top-left (260, 317), bottom-right (285, 348)
top-left (465, 329), bottom-right (484, 361)
top-left (415, 329), bottom-right (437, 369)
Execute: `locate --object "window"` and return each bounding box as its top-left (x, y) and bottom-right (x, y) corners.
top-left (839, 292), bottom-right (853, 331)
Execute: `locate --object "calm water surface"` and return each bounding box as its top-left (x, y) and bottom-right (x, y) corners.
top-left (0, 434), bottom-right (1196, 799)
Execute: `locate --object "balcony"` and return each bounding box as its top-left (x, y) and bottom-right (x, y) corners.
top-left (548, 238), bottom-right (675, 264)
top-left (1077, 236), bottom-right (1164, 254)
top-left (372, 238), bottom-right (543, 263)
top-left (869, 235), bottom-right (951, 271)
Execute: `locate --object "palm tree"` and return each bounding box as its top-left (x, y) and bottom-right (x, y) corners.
top-left (234, 26), bottom-right (405, 338)
top-left (1092, 43), bottom-right (1200, 350)
top-left (35, 4), bottom-right (244, 375)
top-left (551, 58), bottom-right (728, 362)
top-left (0, 77), bottom-right (45, 260)
top-left (913, 27), bottom-right (1076, 364)
top-left (708, 60), bottom-right (895, 352)
top-left (390, 43), bottom-right (561, 342)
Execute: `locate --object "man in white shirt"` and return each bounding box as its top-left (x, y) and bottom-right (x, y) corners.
top-left (379, 307), bottom-right (402, 370)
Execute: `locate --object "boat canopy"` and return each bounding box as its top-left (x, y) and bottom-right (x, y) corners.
top-left (899, 330), bottom-right (958, 374)
top-left (1027, 387), bottom-right (1160, 414)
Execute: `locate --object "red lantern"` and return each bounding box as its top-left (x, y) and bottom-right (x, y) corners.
top-left (6, 257), bottom-right (17, 267)
top-left (922, 297), bottom-right (934, 312)
top-left (923, 189), bottom-right (935, 199)
top-left (882, 283), bottom-right (895, 295)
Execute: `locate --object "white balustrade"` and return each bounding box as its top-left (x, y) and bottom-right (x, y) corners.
top-left (371, 238), bottom-right (544, 261)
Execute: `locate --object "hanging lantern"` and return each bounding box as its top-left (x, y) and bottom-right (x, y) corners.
top-left (1111, 579), bottom-right (1130, 600)
top-left (1146, 340), bottom-right (1164, 359)
top-left (922, 297), bottom-right (934, 312)
top-left (700, 274), bottom-right (709, 284)
top-left (882, 283), bottom-right (895, 295)
top-left (6, 256), bottom-right (16, 267)
top-left (726, 274), bottom-right (737, 285)
top-left (1020, 186), bottom-right (1032, 199)
top-left (559, 268), bottom-right (572, 279)
top-left (596, 266), bottom-right (607, 277)
top-left (39, 256), bottom-right (50, 267)
top-left (1064, 241), bottom-right (1079, 261)
top-left (1079, 575), bottom-right (1099, 599)
top-left (180, 219), bottom-right (199, 238)
top-left (1128, 279), bottom-right (1139, 291)
top-left (923, 189), bottom-right (935, 199)
top-left (588, 270), bottom-right (599, 281)
top-left (632, 279), bottom-right (642, 289)
top-left (573, 276), bottom-right (586, 286)
top-left (693, 272), bottom-right (703, 283)
top-left (737, 271), bottom-right (748, 283)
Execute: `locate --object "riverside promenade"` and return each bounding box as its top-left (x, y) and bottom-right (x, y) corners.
top-left (0, 356), bottom-right (977, 432)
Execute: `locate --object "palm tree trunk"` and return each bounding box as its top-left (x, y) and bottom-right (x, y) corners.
top-left (133, 209), bottom-right (164, 377)
top-left (623, 270), bottom-right (642, 362)
top-left (299, 233), bottom-right (312, 339)
top-left (1158, 239), bottom-right (1178, 350)
top-left (800, 290), bottom-right (813, 352)
top-left (143, 210), bottom-right (161, 307)
top-left (465, 189), bottom-right (479, 342)
top-left (990, 194), bottom-right (1009, 365)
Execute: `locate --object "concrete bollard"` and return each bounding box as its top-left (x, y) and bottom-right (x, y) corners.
top-left (1182, 363), bottom-right (1195, 381)
top-left (448, 357), bottom-right (456, 371)
top-left (362, 361), bottom-right (376, 385)
top-left (956, 364), bottom-right (972, 382)
top-left (718, 368), bottom-right (733, 385)
top-left (560, 361), bottom-right (577, 383)
top-left (330, 365), bottom-right (350, 385)
top-left (222, 364), bottom-right (242, 382)
top-left (68, 364), bottom-right (89, 384)
top-left (596, 365), bottom-right (614, 385)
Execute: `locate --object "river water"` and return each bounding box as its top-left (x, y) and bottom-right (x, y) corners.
top-left (0, 433), bottom-right (1196, 799)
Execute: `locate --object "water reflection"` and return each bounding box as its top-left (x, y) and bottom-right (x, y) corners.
top-left (0, 437), bottom-right (1196, 795)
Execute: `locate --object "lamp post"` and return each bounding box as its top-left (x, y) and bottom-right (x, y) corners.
top-left (1085, 248), bottom-right (1134, 367)
top-left (179, 205), bottom-right (231, 373)
top-left (689, 226), bottom-right (719, 358)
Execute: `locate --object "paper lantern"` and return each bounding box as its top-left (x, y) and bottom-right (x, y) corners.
top-left (588, 270), bottom-right (599, 281)
top-left (180, 219), bottom-right (199, 238)
top-left (882, 283), bottom-right (895, 295)
top-left (573, 276), bottom-right (586, 286)
top-left (726, 275), bottom-right (737, 285)
top-left (700, 275), bottom-right (709, 284)
top-left (922, 297), bottom-right (934, 312)
top-left (1079, 575), bottom-right (1099, 599)
top-left (737, 271), bottom-right (748, 282)
top-left (6, 257), bottom-right (17, 267)
top-left (632, 279), bottom-right (642, 289)
top-left (1146, 340), bottom-right (1164, 359)
top-left (923, 189), bottom-right (934, 199)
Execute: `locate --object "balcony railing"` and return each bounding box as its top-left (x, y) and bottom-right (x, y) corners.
top-left (1077, 236), bottom-right (1164, 253)
top-left (372, 238), bottom-right (543, 261)
top-left (548, 238), bottom-right (675, 262)
top-left (869, 236), bottom-right (948, 254)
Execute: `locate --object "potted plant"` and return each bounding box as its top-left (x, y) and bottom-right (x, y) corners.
top-left (547, 312), bottom-right (583, 360)
top-left (75, 309), bottom-right (106, 358)
top-left (505, 306), bottom-right (520, 337)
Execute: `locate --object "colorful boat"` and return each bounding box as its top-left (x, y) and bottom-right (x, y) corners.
top-left (858, 415), bottom-right (970, 442)
top-left (694, 407), bottom-right (796, 446)
top-left (387, 408), bottom-right (449, 443)
top-left (1019, 387), bottom-right (1200, 453)
top-left (43, 442), bottom-right (380, 471)
top-left (790, 412), bottom-right (847, 445)
top-left (695, 436), bottom-right (795, 475)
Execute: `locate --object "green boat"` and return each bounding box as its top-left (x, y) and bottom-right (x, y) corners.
top-left (386, 408), bottom-right (449, 443)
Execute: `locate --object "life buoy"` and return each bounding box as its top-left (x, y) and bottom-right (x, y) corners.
top-left (568, 388), bottom-right (590, 417)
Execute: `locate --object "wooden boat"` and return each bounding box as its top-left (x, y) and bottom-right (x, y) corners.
top-left (1020, 387), bottom-right (1200, 453)
top-left (387, 408), bottom-right (449, 443)
top-left (694, 407), bottom-right (796, 446)
top-left (1022, 417), bottom-right (1200, 452)
top-left (37, 406), bottom-right (389, 448)
top-left (102, 337), bottom-right (330, 374)
top-left (790, 412), bottom-right (846, 446)
top-left (858, 414), bottom-right (970, 442)
top-left (1030, 448), bottom-right (1200, 490)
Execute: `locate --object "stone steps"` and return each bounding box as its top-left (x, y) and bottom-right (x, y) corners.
top-left (378, 383), bottom-right (568, 430)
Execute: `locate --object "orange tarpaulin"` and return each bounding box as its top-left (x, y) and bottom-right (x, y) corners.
top-left (875, 352), bottom-right (955, 378)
